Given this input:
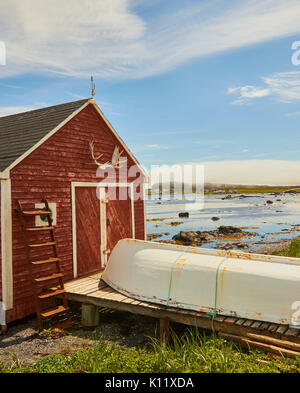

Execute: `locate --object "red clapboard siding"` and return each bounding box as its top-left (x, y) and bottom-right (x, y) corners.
top-left (6, 103), bottom-right (145, 323)
top-left (0, 182), bottom-right (2, 301)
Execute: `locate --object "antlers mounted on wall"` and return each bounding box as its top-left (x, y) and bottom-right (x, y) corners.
top-left (89, 141), bottom-right (127, 169)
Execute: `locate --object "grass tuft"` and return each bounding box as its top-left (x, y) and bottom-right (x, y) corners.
top-left (1, 328), bottom-right (299, 373)
top-left (273, 239), bottom-right (300, 258)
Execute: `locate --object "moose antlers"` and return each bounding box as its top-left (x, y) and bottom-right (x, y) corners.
top-left (89, 141), bottom-right (126, 169)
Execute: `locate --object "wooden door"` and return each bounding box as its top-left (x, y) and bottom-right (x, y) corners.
top-left (106, 186), bottom-right (133, 258)
top-left (75, 187), bottom-right (102, 276)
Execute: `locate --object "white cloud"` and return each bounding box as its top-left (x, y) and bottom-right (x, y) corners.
top-left (263, 71), bottom-right (300, 102)
top-left (286, 110), bottom-right (300, 117)
top-left (1, 0), bottom-right (300, 79)
top-left (0, 105), bottom-right (40, 116)
top-left (228, 85), bottom-right (270, 105)
top-left (228, 71), bottom-right (300, 104)
top-left (131, 144), bottom-right (169, 153)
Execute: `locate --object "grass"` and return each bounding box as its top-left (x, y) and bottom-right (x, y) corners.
top-left (205, 186), bottom-right (300, 194)
top-left (148, 185), bottom-right (300, 195)
top-left (2, 240), bottom-right (300, 374)
top-left (273, 239), bottom-right (300, 258)
top-left (1, 328), bottom-right (300, 373)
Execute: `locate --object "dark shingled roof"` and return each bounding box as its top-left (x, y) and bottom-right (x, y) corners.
top-left (0, 98), bottom-right (90, 172)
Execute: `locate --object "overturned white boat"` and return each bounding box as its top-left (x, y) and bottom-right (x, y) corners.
top-left (102, 239), bottom-right (300, 328)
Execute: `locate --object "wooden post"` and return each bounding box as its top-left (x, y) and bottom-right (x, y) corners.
top-left (81, 304), bottom-right (99, 328)
top-left (160, 318), bottom-right (170, 342)
top-left (1, 324), bottom-right (7, 335)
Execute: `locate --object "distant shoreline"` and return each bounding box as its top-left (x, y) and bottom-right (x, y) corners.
top-left (147, 185), bottom-right (300, 196)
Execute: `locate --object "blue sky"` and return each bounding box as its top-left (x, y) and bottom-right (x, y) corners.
top-left (1, 0), bottom-right (300, 184)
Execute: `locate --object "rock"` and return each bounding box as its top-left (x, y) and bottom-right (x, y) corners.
top-left (173, 231), bottom-right (200, 245)
top-left (277, 199), bottom-right (281, 201)
top-left (284, 190), bottom-right (299, 194)
top-left (216, 243), bottom-right (234, 250)
top-left (147, 234), bottom-right (162, 241)
top-left (156, 239), bottom-right (176, 244)
top-left (147, 232), bottom-right (170, 241)
top-left (266, 200), bottom-right (273, 204)
top-left (222, 195), bottom-right (232, 200)
top-left (179, 212), bottom-right (189, 218)
top-left (197, 232), bottom-right (216, 242)
top-left (217, 226), bottom-right (242, 235)
top-left (170, 221), bottom-right (184, 226)
top-left (172, 226), bottom-right (258, 247)
top-left (211, 217), bottom-right (220, 221)
top-left (235, 243), bottom-right (248, 249)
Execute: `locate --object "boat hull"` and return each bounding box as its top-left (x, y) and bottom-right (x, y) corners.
top-left (102, 239), bottom-right (300, 327)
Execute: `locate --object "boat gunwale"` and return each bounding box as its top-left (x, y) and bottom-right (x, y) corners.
top-left (120, 238), bottom-right (300, 267)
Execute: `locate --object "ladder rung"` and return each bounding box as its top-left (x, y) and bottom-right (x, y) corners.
top-left (26, 226), bottom-right (54, 232)
top-left (40, 305), bottom-right (69, 319)
top-left (29, 241), bottom-right (56, 248)
top-left (34, 273), bottom-right (63, 283)
top-left (22, 210), bottom-right (52, 216)
top-left (32, 257), bottom-right (60, 266)
top-left (38, 289), bottom-right (65, 300)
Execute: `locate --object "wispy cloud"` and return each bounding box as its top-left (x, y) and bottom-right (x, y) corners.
top-left (0, 105), bottom-right (41, 116)
top-left (194, 139), bottom-right (237, 148)
top-left (2, 0), bottom-right (300, 80)
top-left (131, 143), bottom-right (170, 153)
top-left (0, 82), bottom-right (23, 89)
top-left (228, 71), bottom-right (300, 104)
top-left (286, 110), bottom-right (300, 117)
top-left (228, 85), bottom-right (270, 105)
top-left (146, 130), bottom-right (203, 137)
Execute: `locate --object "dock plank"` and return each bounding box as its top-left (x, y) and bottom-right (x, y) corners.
top-left (251, 321), bottom-right (262, 330)
top-left (235, 319), bottom-right (246, 326)
top-left (243, 319), bottom-right (254, 328)
top-left (64, 274), bottom-right (300, 348)
top-left (276, 325), bottom-right (288, 335)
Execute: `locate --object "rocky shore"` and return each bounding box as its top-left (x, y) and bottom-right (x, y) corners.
top-left (147, 225), bottom-right (259, 250)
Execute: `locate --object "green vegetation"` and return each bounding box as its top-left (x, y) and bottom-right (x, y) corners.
top-left (273, 239), bottom-right (300, 258)
top-left (148, 184), bottom-right (300, 195)
top-left (204, 186), bottom-right (300, 195)
top-left (1, 329), bottom-right (299, 373)
top-left (2, 240), bottom-right (300, 374)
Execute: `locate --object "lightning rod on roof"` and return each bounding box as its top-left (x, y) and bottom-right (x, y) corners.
top-left (91, 75), bottom-right (96, 98)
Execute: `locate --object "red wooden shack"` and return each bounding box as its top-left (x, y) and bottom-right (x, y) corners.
top-left (0, 98), bottom-right (146, 329)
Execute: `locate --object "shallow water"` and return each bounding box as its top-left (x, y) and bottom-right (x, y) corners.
top-left (145, 193), bottom-right (300, 250)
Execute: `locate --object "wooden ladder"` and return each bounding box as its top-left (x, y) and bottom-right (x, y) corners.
top-left (17, 199), bottom-right (72, 332)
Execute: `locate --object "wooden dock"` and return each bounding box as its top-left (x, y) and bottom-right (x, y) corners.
top-left (65, 273), bottom-right (300, 358)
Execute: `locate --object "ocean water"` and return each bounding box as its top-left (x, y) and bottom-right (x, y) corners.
top-left (145, 193), bottom-right (300, 250)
